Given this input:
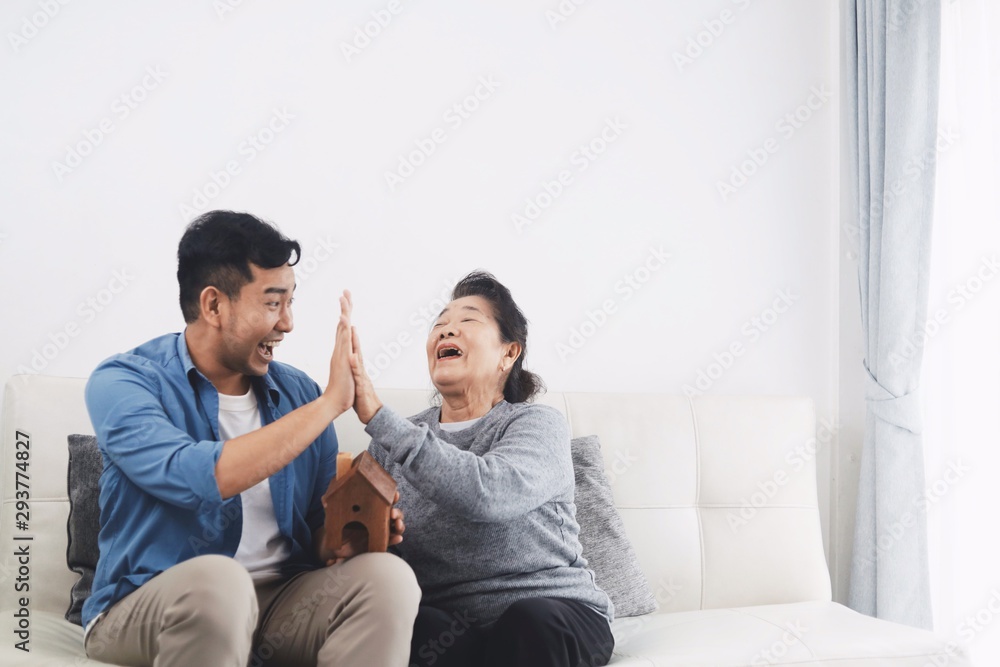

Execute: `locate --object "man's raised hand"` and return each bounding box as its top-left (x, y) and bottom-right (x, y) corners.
top-left (323, 290), bottom-right (355, 415)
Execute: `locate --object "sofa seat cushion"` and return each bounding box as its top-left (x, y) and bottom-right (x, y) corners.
top-left (0, 610), bottom-right (116, 666)
top-left (608, 601), bottom-right (969, 666)
top-left (3, 601), bottom-right (967, 667)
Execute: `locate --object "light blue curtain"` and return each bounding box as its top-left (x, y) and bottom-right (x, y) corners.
top-left (846, 0), bottom-right (942, 629)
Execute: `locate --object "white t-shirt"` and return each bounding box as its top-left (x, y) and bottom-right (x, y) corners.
top-left (439, 417), bottom-right (482, 432)
top-left (218, 386), bottom-right (289, 584)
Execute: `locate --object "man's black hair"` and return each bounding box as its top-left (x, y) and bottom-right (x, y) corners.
top-left (177, 210), bottom-right (301, 323)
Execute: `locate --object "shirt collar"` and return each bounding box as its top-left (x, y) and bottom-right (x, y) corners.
top-left (177, 329), bottom-right (282, 407)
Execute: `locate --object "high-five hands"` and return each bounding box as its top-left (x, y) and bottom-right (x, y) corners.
top-left (319, 294), bottom-right (399, 566)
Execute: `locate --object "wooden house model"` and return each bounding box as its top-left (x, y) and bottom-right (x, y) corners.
top-left (323, 451), bottom-right (397, 554)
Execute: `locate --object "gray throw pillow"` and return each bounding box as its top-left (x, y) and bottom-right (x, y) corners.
top-left (66, 434), bottom-right (103, 626)
top-left (572, 434), bottom-right (658, 617)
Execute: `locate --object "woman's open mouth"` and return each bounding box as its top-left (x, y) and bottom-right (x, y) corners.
top-left (437, 345), bottom-right (463, 361)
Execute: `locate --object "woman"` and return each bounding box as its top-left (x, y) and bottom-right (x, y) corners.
top-left (348, 271), bottom-right (614, 667)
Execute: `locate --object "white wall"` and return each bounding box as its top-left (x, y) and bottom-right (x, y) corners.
top-left (0, 1), bottom-right (842, 594)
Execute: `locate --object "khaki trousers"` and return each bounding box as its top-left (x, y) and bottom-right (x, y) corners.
top-left (85, 553), bottom-right (420, 667)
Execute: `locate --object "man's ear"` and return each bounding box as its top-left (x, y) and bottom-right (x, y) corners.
top-left (199, 286), bottom-right (224, 328)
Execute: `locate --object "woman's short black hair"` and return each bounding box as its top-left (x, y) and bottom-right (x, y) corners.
top-left (177, 210), bottom-right (301, 323)
top-left (451, 270), bottom-right (544, 403)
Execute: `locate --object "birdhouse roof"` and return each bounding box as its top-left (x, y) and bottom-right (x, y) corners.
top-left (325, 451), bottom-right (396, 505)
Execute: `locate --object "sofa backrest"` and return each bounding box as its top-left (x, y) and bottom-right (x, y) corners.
top-left (0, 374), bottom-right (831, 620)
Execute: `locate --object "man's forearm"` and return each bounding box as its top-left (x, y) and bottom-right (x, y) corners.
top-left (215, 393), bottom-right (341, 498)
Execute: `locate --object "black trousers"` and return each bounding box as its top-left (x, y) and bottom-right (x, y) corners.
top-left (409, 597), bottom-right (615, 667)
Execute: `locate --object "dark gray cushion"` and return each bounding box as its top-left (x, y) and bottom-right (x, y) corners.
top-left (66, 434), bottom-right (103, 626)
top-left (572, 434), bottom-right (658, 617)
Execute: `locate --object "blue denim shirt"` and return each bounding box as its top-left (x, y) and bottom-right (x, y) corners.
top-left (81, 332), bottom-right (338, 628)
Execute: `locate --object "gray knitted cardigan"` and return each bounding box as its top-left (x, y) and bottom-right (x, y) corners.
top-left (365, 400), bottom-right (613, 627)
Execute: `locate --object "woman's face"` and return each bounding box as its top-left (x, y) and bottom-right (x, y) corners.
top-left (426, 295), bottom-right (518, 397)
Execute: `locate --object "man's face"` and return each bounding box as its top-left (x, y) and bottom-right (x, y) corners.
top-left (217, 263), bottom-right (295, 378)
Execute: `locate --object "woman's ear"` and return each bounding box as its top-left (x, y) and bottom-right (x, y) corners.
top-left (501, 342), bottom-right (522, 372)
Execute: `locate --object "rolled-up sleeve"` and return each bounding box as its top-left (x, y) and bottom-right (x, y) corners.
top-left (85, 359), bottom-right (225, 515)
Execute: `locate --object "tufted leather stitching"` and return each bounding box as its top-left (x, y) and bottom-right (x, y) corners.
top-left (688, 395), bottom-right (706, 611)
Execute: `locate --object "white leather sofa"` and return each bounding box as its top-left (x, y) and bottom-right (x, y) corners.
top-left (0, 374), bottom-right (970, 666)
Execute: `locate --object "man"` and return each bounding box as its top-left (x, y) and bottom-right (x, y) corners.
top-left (82, 210), bottom-right (419, 666)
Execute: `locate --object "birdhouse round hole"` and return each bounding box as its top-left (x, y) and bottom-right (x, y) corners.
top-left (352, 505), bottom-right (361, 513)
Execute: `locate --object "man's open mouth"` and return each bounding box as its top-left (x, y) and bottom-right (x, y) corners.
top-left (258, 340), bottom-right (280, 360)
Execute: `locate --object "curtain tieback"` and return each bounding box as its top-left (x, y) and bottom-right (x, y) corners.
top-left (863, 363), bottom-right (922, 434)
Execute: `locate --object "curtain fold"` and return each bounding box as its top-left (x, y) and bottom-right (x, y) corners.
top-left (846, 0), bottom-right (942, 630)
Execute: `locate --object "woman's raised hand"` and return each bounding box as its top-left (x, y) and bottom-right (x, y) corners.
top-left (349, 325), bottom-right (383, 424)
